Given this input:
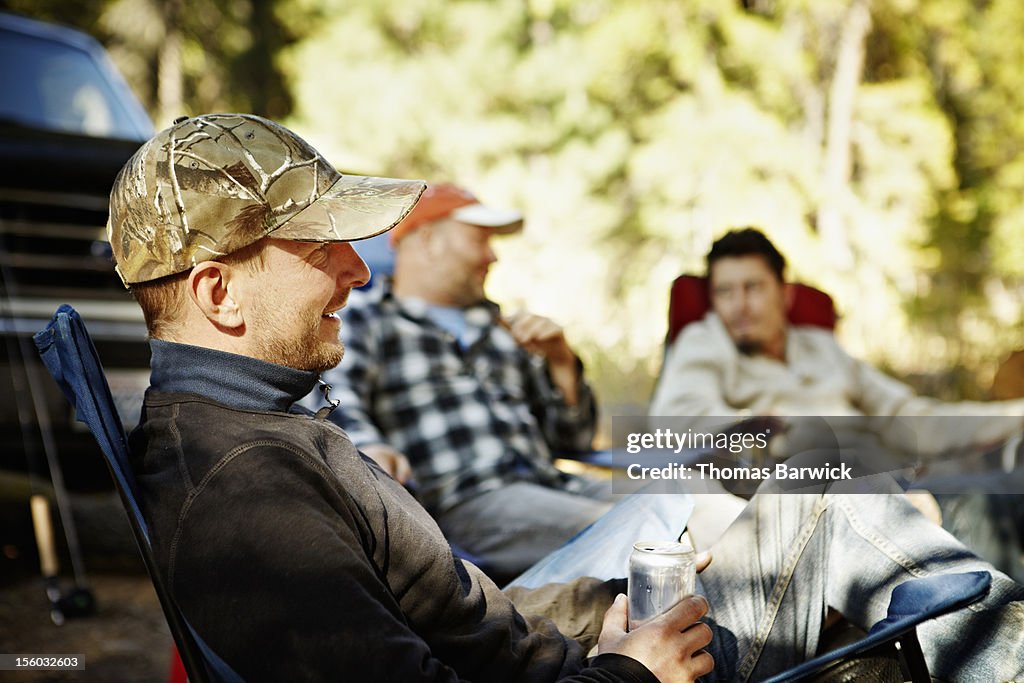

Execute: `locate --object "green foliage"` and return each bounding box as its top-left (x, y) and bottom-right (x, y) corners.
top-left (10, 0), bottom-right (1024, 407)
top-left (1, 0), bottom-right (301, 125)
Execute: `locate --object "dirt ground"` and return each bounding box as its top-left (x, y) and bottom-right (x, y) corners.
top-left (0, 573), bottom-right (172, 683)
top-left (1, 481), bottom-right (174, 683)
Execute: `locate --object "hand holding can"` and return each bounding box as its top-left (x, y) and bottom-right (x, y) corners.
top-left (627, 540), bottom-right (697, 631)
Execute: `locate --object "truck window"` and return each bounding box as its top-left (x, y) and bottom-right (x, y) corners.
top-left (0, 27), bottom-right (145, 140)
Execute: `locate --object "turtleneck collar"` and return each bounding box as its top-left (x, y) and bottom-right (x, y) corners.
top-left (148, 339), bottom-right (319, 413)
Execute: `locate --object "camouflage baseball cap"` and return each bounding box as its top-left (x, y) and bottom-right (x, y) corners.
top-left (107, 113), bottom-right (426, 285)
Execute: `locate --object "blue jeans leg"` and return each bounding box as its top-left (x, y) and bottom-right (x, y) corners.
top-left (512, 477), bottom-right (1024, 681)
top-left (700, 488), bottom-right (1024, 681)
top-left (508, 491), bottom-right (695, 589)
top-left (437, 481), bottom-right (617, 583)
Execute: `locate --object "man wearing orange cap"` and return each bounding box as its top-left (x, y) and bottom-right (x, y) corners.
top-left (311, 183), bottom-right (637, 581)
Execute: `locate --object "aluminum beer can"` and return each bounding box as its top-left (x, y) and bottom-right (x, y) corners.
top-left (627, 540), bottom-right (696, 631)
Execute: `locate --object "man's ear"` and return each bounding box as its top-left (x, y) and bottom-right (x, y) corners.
top-left (188, 261), bottom-right (245, 330)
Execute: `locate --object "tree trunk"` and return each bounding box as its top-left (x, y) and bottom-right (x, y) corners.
top-left (818, 0), bottom-right (871, 268)
top-left (157, 0), bottom-right (184, 128)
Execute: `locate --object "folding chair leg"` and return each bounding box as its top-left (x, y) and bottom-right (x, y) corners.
top-left (896, 629), bottom-right (930, 683)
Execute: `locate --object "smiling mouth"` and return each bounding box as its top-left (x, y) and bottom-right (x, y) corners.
top-left (322, 291), bottom-right (350, 320)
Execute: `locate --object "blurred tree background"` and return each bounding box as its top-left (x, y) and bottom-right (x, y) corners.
top-left (5, 0), bottom-right (1024, 420)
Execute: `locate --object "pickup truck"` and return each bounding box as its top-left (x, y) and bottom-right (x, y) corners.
top-left (0, 12), bottom-right (154, 489)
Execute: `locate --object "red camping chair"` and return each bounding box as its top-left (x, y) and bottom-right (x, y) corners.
top-left (666, 274), bottom-right (838, 347)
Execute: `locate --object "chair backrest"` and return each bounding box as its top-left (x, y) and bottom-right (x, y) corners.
top-left (667, 274), bottom-right (838, 347)
top-left (33, 304), bottom-right (241, 683)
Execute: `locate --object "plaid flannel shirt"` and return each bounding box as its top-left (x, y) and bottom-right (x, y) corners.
top-left (310, 281), bottom-right (597, 514)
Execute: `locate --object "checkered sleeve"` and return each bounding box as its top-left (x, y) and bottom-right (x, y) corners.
top-left (525, 354), bottom-right (597, 453)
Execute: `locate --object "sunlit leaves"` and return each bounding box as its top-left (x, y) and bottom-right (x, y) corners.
top-left (15, 0), bottom-right (1024, 403)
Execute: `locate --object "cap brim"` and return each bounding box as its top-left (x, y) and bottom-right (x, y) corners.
top-left (450, 204), bottom-right (523, 233)
top-left (270, 174), bottom-right (427, 242)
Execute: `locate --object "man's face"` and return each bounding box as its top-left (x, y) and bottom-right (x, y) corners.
top-left (431, 219), bottom-right (498, 307)
top-left (241, 239), bottom-right (370, 371)
top-left (708, 255), bottom-right (787, 356)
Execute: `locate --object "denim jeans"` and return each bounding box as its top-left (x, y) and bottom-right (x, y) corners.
top-left (918, 465), bottom-right (1024, 584)
top-left (510, 477), bottom-right (1024, 681)
top-left (438, 476), bottom-right (707, 583)
top-left (437, 479), bottom-right (618, 583)
top-left (508, 486), bottom-right (696, 588)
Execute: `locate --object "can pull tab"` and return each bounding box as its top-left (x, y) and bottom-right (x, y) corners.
top-left (313, 378), bottom-right (340, 420)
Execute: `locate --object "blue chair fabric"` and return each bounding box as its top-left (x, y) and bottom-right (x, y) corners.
top-left (761, 570), bottom-right (991, 682)
top-left (33, 304), bottom-right (242, 683)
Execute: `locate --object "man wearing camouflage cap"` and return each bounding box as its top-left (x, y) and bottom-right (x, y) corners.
top-left (111, 113), bottom-right (718, 682)
top-left (111, 114), bottom-right (1024, 681)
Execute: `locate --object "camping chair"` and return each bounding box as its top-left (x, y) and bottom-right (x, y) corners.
top-left (33, 304), bottom-right (242, 683)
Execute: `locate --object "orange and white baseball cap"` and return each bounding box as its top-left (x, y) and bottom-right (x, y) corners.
top-left (389, 183), bottom-right (523, 244)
